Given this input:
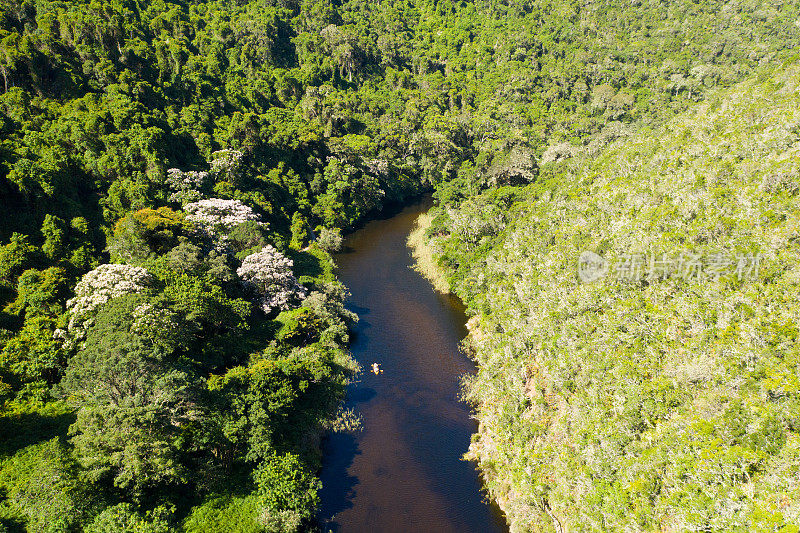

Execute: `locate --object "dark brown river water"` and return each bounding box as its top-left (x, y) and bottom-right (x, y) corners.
top-left (318, 198), bottom-right (508, 533)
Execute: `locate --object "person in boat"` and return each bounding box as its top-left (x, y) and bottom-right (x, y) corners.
top-left (371, 362), bottom-right (383, 374)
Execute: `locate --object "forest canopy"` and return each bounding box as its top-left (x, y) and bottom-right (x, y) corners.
top-left (1, 0), bottom-right (799, 530)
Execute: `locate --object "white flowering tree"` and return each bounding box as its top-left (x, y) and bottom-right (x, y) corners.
top-left (165, 150), bottom-right (244, 206)
top-left (210, 149), bottom-right (245, 184)
top-left (64, 264), bottom-right (153, 342)
top-left (237, 245), bottom-right (307, 314)
top-left (165, 168), bottom-right (210, 205)
top-left (184, 198), bottom-right (265, 236)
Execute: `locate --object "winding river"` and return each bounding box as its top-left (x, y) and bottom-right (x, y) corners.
top-left (318, 198), bottom-right (507, 532)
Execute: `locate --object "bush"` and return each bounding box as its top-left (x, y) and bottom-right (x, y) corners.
top-left (0, 438), bottom-right (91, 532)
top-left (183, 495), bottom-right (263, 533)
top-left (314, 227), bottom-right (342, 253)
top-left (85, 503), bottom-right (172, 533)
top-left (255, 452), bottom-right (320, 527)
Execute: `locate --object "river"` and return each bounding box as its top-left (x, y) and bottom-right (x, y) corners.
top-left (318, 197), bottom-right (508, 533)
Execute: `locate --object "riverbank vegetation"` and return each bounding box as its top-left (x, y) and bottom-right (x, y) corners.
top-left (407, 212), bottom-right (450, 294)
top-left (423, 64), bottom-right (800, 531)
top-left (1, 0), bottom-right (799, 530)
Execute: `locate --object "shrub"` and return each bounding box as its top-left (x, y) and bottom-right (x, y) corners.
top-left (255, 452), bottom-right (320, 528)
top-left (85, 503), bottom-right (172, 533)
top-left (0, 438), bottom-right (91, 532)
top-left (314, 227), bottom-right (342, 253)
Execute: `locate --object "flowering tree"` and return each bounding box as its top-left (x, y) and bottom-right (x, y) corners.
top-left (64, 264), bottom-right (153, 340)
top-left (210, 149), bottom-right (245, 184)
top-left (184, 198), bottom-right (265, 235)
top-left (237, 245), bottom-right (307, 313)
top-left (165, 168), bottom-right (210, 205)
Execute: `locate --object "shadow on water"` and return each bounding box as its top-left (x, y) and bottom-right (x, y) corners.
top-left (346, 303), bottom-right (371, 316)
top-left (347, 387), bottom-right (376, 404)
top-left (318, 197), bottom-right (508, 533)
top-left (318, 433), bottom-right (361, 530)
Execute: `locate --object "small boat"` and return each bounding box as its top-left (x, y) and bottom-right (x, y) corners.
top-left (371, 362), bottom-right (383, 375)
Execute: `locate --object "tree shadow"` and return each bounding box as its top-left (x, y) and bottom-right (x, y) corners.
top-left (290, 249), bottom-right (325, 279)
top-left (347, 386), bottom-right (376, 404)
top-left (316, 432), bottom-right (361, 532)
top-left (0, 409), bottom-right (75, 458)
top-left (346, 303), bottom-right (370, 316)
top-left (202, 318), bottom-right (281, 369)
top-left (0, 517), bottom-right (25, 533)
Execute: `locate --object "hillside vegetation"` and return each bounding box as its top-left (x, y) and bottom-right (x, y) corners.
top-left (1, 0), bottom-right (799, 530)
top-left (422, 64), bottom-right (800, 531)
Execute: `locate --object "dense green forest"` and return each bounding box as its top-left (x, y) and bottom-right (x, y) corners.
top-left (1, 0), bottom-right (799, 530)
top-left (419, 61), bottom-right (800, 532)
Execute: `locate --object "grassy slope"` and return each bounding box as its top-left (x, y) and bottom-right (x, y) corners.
top-left (426, 64), bottom-right (800, 531)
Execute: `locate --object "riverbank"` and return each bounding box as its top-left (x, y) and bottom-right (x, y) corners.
top-left (406, 212), bottom-right (451, 294)
top-left (405, 65), bottom-right (800, 532)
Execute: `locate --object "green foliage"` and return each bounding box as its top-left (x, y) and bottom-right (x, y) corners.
top-left (314, 227), bottom-right (342, 253)
top-left (85, 503), bottom-right (172, 533)
top-left (423, 65), bottom-right (800, 531)
top-left (109, 208), bottom-right (191, 263)
top-left (0, 438), bottom-right (92, 532)
top-left (40, 215), bottom-right (66, 261)
top-left (255, 452), bottom-right (320, 529)
top-left (1, 0), bottom-right (799, 528)
top-left (1, 315), bottom-right (65, 384)
top-left (0, 234), bottom-right (38, 287)
top-left (228, 221), bottom-right (271, 260)
top-left (183, 494), bottom-right (263, 533)
top-left (4, 267), bottom-right (67, 318)
top-left (61, 296), bottom-right (197, 498)
top-left (155, 267), bottom-right (250, 333)
top-left (207, 347), bottom-right (343, 464)
top-left (289, 212), bottom-right (309, 250)
top-left (276, 308), bottom-right (322, 347)
top-left (0, 403), bottom-right (74, 458)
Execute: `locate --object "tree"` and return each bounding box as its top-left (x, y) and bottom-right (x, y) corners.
top-left (65, 263), bottom-right (154, 343)
top-left (108, 207), bottom-right (190, 263)
top-left (228, 220), bottom-right (270, 259)
top-left (61, 296), bottom-right (197, 499)
top-left (165, 168), bottom-right (210, 205)
top-left (590, 83), bottom-right (616, 110)
top-left (314, 227), bottom-right (342, 253)
top-left (184, 198), bottom-right (264, 236)
top-left (0, 233), bottom-right (39, 286)
top-left (41, 214), bottom-right (66, 260)
top-left (68, 217), bottom-right (97, 271)
top-left (289, 212), bottom-right (310, 250)
top-left (1, 315), bottom-right (65, 384)
top-left (0, 438), bottom-right (93, 532)
top-left (5, 267), bottom-right (67, 318)
top-left (210, 149), bottom-right (246, 186)
top-left (237, 246), bottom-right (307, 314)
top-left (485, 147), bottom-right (538, 186)
top-left (255, 452), bottom-right (321, 532)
